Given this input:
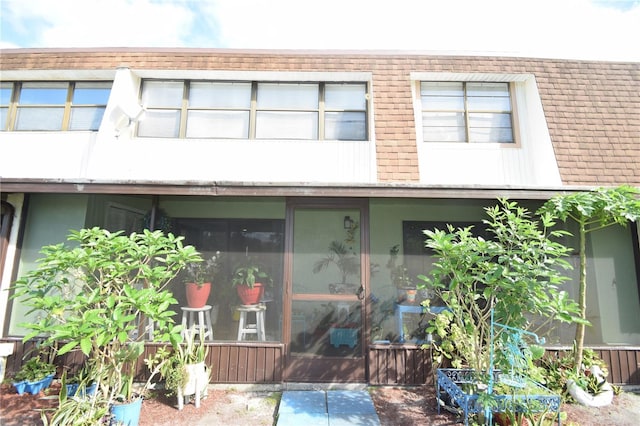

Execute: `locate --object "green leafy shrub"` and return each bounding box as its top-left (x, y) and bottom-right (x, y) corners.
top-left (420, 199), bottom-right (584, 377)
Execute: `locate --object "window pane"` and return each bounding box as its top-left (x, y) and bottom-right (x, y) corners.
top-left (142, 81), bottom-right (184, 107)
top-left (325, 84), bottom-right (366, 110)
top-left (0, 83), bottom-right (12, 105)
top-left (470, 126), bottom-right (513, 143)
top-left (189, 82), bottom-right (251, 108)
top-left (422, 95), bottom-right (464, 110)
top-left (256, 111), bottom-right (318, 139)
top-left (15, 107), bottom-right (64, 130)
top-left (422, 112), bottom-right (465, 127)
top-left (20, 83), bottom-right (68, 104)
top-left (469, 112), bottom-right (512, 128)
top-left (69, 106), bottom-right (105, 130)
top-left (186, 110), bottom-right (249, 138)
top-left (421, 82), bottom-right (463, 96)
top-left (257, 83), bottom-right (318, 109)
top-left (73, 83), bottom-right (111, 104)
top-left (469, 113), bottom-right (513, 142)
top-left (137, 109), bottom-right (181, 137)
top-left (325, 111), bottom-right (366, 140)
top-left (0, 107), bottom-right (7, 130)
top-left (423, 112), bottom-right (466, 142)
top-left (468, 96), bottom-right (511, 111)
top-left (421, 82), bottom-right (465, 110)
top-left (466, 82), bottom-right (509, 97)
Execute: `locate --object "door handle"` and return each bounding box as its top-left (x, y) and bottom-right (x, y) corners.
top-left (357, 285), bottom-right (364, 300)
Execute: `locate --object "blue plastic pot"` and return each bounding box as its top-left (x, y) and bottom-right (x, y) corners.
top-left (12, 373), bottom-right (55, 395)
top-left (66, 382), bottom-right (97, 397)
top-left (12, 380), bottom-right (27, 395)
top-left (110, 397), bottom-right (143, 426)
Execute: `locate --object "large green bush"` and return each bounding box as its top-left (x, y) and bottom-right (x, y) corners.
top-left (419, 199), bottom-right (584, 376)
top-left (13, 228), bottom-right (201, 409)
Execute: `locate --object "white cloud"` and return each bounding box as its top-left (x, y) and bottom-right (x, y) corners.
top-left (1, 0), bottom-right (198, 48)
top-left (1, 0), bottom-right (638, 61)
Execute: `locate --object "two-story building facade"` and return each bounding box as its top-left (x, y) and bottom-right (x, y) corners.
top-left (1, 48), bottom-right (639, 385)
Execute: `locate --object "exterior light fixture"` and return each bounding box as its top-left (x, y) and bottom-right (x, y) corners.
top-left (344, 216), bottom-right (354, 229)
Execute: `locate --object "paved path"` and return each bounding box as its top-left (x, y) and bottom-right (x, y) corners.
top-left (277, 390), bottom-right (380, 426)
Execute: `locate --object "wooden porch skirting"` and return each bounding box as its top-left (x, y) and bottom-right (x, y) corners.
top-left (2, 339), bottom-right (639, 386)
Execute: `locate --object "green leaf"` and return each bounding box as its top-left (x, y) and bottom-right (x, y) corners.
top-left (80, 337), bottom-right (92, 355)
top-left (58, 340), bottom-right (79, 356)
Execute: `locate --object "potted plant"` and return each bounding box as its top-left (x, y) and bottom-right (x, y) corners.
top-left (13, 228), bottom-right (201, 426)
top-left (184, 251), bottom-right (221, 308)
top-left (63, 362), bottom-right (98, 398)
top-left (313, 240), bottom-right (359, 294)
top-left (161, 331), bottom-right (210, 410)
top-left (231, 259), bottom-right (272, 305)
top-left (386, 244), bottom-right (417, 303)
top-left (12, 355), bottom-right (56, 395)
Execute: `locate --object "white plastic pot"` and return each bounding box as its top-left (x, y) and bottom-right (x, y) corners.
top-left (567, 365), bottom-right (614, 407)
top-left (0, 342), bottom-right (15, 383)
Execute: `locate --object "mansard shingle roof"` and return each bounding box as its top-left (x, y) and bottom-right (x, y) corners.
top-left (2, 48), bottom-right (638, 186)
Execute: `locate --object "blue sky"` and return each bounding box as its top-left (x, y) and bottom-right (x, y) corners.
top-left (1, 0), bottom-right (639, 61)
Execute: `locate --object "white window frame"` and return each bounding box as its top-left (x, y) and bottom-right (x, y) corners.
top-left (420, 80), bottom-right (517, 144)
top-left (1, 81), bottom-right (111, 131)
top-left (137, 79), bottom-right (368, 141)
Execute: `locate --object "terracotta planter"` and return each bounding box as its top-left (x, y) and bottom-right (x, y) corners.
top-left (185, 282), bottom-right (211, 308)
top-left (236, 282), bottom-right (264, 305)
top-left (397, 287), bottom-right (417, 303)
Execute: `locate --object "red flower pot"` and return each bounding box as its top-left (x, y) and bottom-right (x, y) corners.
top-left (186, 282), bottom-right (211, 308)
top-left (236, 282), bottom-right (264, 305)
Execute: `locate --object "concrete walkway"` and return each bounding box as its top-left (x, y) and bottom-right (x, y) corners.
top-left (277, 390), bottom-right (381, 426)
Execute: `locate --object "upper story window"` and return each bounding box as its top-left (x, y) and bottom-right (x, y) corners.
top-left (420, 82), bottom-right (514, 143)
top-left (137, 80), bottom-right (368, 140)
top-left (0, 82), bottom-right (111, 131)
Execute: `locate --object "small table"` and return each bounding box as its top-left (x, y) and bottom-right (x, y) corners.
top-left (395, 303), bottom-right (447, 343)
top-left (236, 304), bottom-right (267, 341)
top-left (181, 305), bottom-right (215, 342)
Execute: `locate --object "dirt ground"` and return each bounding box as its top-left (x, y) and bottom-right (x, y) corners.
top-left (1, 382), bottom-right (639, 425)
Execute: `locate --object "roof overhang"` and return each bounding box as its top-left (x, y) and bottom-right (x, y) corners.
top-left (0, 178), bottom-right (601, 200)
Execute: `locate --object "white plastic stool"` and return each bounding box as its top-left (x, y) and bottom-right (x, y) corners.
top-left (181, 305), bottom-right (214, 342)
top-left (236, 304), bottom-right (266, 341)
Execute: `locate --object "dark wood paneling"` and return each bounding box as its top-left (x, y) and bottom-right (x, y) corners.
top-left (208, 343), bottom-right (283, 383)
top-left (370, 345), bottom-right (640, 386)
top-left (368, 344), bottom-right (433, 386)
top-left (2, 339), bottom-right (637, 386)
top-left (544, 347), bottom-right (640, 386)
top-left (0, 339), bottom-right (283, 385)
